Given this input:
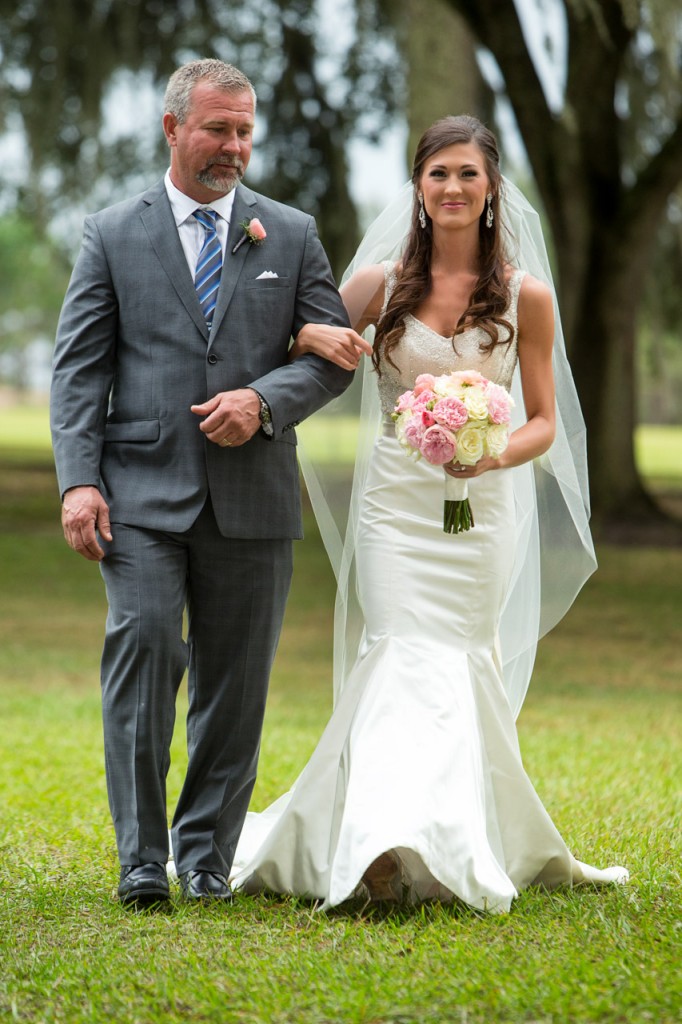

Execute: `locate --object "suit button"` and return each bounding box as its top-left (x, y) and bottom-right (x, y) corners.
top-left (207, 354), bottom-right (218, 365)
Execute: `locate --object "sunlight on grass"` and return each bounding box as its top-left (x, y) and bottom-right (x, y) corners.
top-left (635, 424), bottom-right (682, 483)
top-left (0, 400), bottom-right (50, 447)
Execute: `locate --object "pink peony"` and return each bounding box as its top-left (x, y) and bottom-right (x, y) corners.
top-left (411, 389), bottom-right (436, 411)
top-left (432, 396), bottom-right (469, 431)
top-left (395, 390), bottom-right (414, 413)
top-left (420, 424), bottom-right (457, 465)
top-left (453, 369), bottom-right (487, 387)
top-left (485, 382), bottom-right (512, 424)
top-left (403, 413), bottom-right (426, 449)
top-left (413, 373), bottom-right (437, 396)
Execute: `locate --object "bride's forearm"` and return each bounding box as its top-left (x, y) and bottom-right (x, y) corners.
top-left (496, 416), bottom-right (555, 470)
top-left (290, 323), bottom-right (372, 370)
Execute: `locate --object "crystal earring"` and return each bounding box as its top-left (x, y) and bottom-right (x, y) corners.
top-left (418, 192), bottom-right (426, 229)
top-left (486, 193), bottom-right (494, 229)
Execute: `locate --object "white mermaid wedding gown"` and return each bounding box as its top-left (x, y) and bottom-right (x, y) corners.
top-left (229, 267), bottom-right (627, 912)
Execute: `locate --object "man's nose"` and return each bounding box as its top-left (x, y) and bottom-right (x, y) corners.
top-left (219, 131), bottom-right (241, 152)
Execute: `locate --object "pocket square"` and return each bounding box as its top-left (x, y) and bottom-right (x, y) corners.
top-left (255, 271), bottom-right (279, 279)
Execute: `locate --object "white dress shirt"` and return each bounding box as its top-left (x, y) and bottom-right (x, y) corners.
top-left (164, 170), bottom-right (237, 277)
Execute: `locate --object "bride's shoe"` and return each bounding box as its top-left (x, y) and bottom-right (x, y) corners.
top-left (362, 851), bottom-right (403, 902)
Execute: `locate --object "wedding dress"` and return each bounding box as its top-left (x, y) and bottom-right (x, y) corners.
top-left (230, 265), bottom-right (627, 912)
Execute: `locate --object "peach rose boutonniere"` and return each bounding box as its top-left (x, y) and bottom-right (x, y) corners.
top-left (232, 218), bottom-right (267, 254)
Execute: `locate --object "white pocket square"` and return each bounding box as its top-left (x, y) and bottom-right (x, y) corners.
top-left (255, 271), bottom-right (279, 279)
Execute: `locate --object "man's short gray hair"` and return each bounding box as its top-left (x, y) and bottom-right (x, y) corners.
top-left (164, 59), bottom-right (256, 123)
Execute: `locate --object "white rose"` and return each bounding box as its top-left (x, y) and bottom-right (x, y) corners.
top-left (456, 423), bottom-right (485, 465)
top-left (434, 374), bottom-right (459, 398)
top-left (462, 386), bottom-right (489, 421)
top-left (484, 423), bottom-right (510, 459)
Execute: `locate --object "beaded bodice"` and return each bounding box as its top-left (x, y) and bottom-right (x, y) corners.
top-left (376, 263), bottom-right (525, 417)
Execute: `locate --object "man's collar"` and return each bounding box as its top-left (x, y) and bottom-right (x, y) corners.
top-left (164, 169), bottom-right (238, 225)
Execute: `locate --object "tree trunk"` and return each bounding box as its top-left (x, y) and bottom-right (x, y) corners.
top-left (443, 0), bottom-right (682, 541)
top-left (404, 0), bottom-right (494, 161)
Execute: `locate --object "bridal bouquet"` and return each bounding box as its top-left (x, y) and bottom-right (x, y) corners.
top-left (393, 371), bottom-right (514, 534)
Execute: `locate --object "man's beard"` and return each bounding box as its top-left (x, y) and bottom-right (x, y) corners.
top-left (197, 159), bottom-right (244, 193)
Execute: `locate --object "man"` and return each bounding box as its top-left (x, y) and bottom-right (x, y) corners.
top-left (50, 59), bottom-right (352, 906)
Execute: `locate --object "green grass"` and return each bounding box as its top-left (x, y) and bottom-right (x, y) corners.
top-left (634, 424), bottom-right (682, 485)
top-left (0, 424), bottom-right (680, 1023)
top-left (2, 401), bottom-right (681, 480)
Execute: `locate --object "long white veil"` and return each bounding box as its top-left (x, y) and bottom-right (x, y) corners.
top-left (298, 178), bottom-right (596, 719)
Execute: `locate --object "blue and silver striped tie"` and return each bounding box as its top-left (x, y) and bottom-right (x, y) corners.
top-left (193, 208), bottom-right (223, 329)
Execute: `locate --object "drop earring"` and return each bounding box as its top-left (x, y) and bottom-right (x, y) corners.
top-left (418, 192), bottom-right (426, 229)
top-left (486, 193), bottom-right (494, 228)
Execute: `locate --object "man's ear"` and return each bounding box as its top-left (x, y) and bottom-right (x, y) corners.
top-left (162, 112), bottom-right (178, 147)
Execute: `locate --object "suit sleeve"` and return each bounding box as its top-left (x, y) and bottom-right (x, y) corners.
top-left (247, 217), bottom-right (353, 438)
top-left (50, 216), bottom-right (118, 497)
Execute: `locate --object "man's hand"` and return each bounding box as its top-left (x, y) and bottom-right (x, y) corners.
top-left (191, 389), bottom-right (261, 447)
top-left (61, 486), bottom-right (112, 561)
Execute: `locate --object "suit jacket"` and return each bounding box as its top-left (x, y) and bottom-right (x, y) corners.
top-left (50, 180), bottom-right (352, 539)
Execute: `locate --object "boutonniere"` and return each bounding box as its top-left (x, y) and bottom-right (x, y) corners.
top-left (232, 218), bottom-right (267, 254)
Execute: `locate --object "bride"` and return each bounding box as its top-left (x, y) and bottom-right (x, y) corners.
top-left (228, 115), bottom-right (628, 912)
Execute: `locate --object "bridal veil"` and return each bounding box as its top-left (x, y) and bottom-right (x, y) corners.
top-left (298, 178), bottom-right (596, 718)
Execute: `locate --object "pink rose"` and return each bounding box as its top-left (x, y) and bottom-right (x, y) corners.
top-left (421, 408), bottom-right (436, 427)
top-left (413, 373), bottom-right (436, 396)
top-left (485, 383), bottom-right (512, 424)
top-left (432, 396), bottom-right (469, 431)
top-left (420, 424), bottom-right (457, 465)
top-left (248, 218), bottom-right (267, 241)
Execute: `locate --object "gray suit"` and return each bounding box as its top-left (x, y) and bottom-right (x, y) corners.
top-left (51, 179), bottom-right (351, 874)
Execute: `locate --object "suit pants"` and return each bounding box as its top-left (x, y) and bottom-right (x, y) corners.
top-left (99, 497), bottom-right (293, 875)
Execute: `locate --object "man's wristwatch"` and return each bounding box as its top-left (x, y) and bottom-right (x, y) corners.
top-left (251, 389), bottom-right (274, 436)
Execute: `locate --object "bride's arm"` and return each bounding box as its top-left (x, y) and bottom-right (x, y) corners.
top-left (446, 275), bottom-right (556, 478)
top-left (493, 275), bottom-right (556, 469)
top-left (289, 264), bottom-right (386, 369)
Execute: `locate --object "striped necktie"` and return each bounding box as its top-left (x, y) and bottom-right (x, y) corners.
top-left (193, 208), bottom-right (222, 329)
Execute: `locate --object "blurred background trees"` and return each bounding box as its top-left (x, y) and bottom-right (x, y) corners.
top-left (0, 0), bottom-right (680, 536)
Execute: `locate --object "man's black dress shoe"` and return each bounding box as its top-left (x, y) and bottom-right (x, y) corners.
top-left (179, 869), bottom-right (233, 902)
top-left (118, 863), bottom-right (170, 907)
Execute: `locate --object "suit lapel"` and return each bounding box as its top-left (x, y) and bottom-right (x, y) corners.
top-left (140, 181), bottom-right (209, 340)
top-left (209, 185), bottom-right (258, 342)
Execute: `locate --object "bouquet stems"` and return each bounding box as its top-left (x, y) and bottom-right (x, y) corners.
top-left (443, 474), bottom-right (475, 534)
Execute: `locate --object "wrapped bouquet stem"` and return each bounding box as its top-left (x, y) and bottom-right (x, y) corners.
top-left (444, 474), bottom-right (474, 534)
top-left (393, 370), bottom-right (514, 534)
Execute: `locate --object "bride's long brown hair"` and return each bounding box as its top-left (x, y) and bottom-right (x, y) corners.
top-left (373, 115), bottom-right (513, 374)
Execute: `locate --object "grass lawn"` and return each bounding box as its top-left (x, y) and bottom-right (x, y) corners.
top-left (0, 412), bottom-right (680, 1024)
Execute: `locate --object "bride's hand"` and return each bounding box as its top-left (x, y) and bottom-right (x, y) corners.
top-left (444, 456), bottom-right (500, 479)
top-left (290, 324), bottom-right (372, 370)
